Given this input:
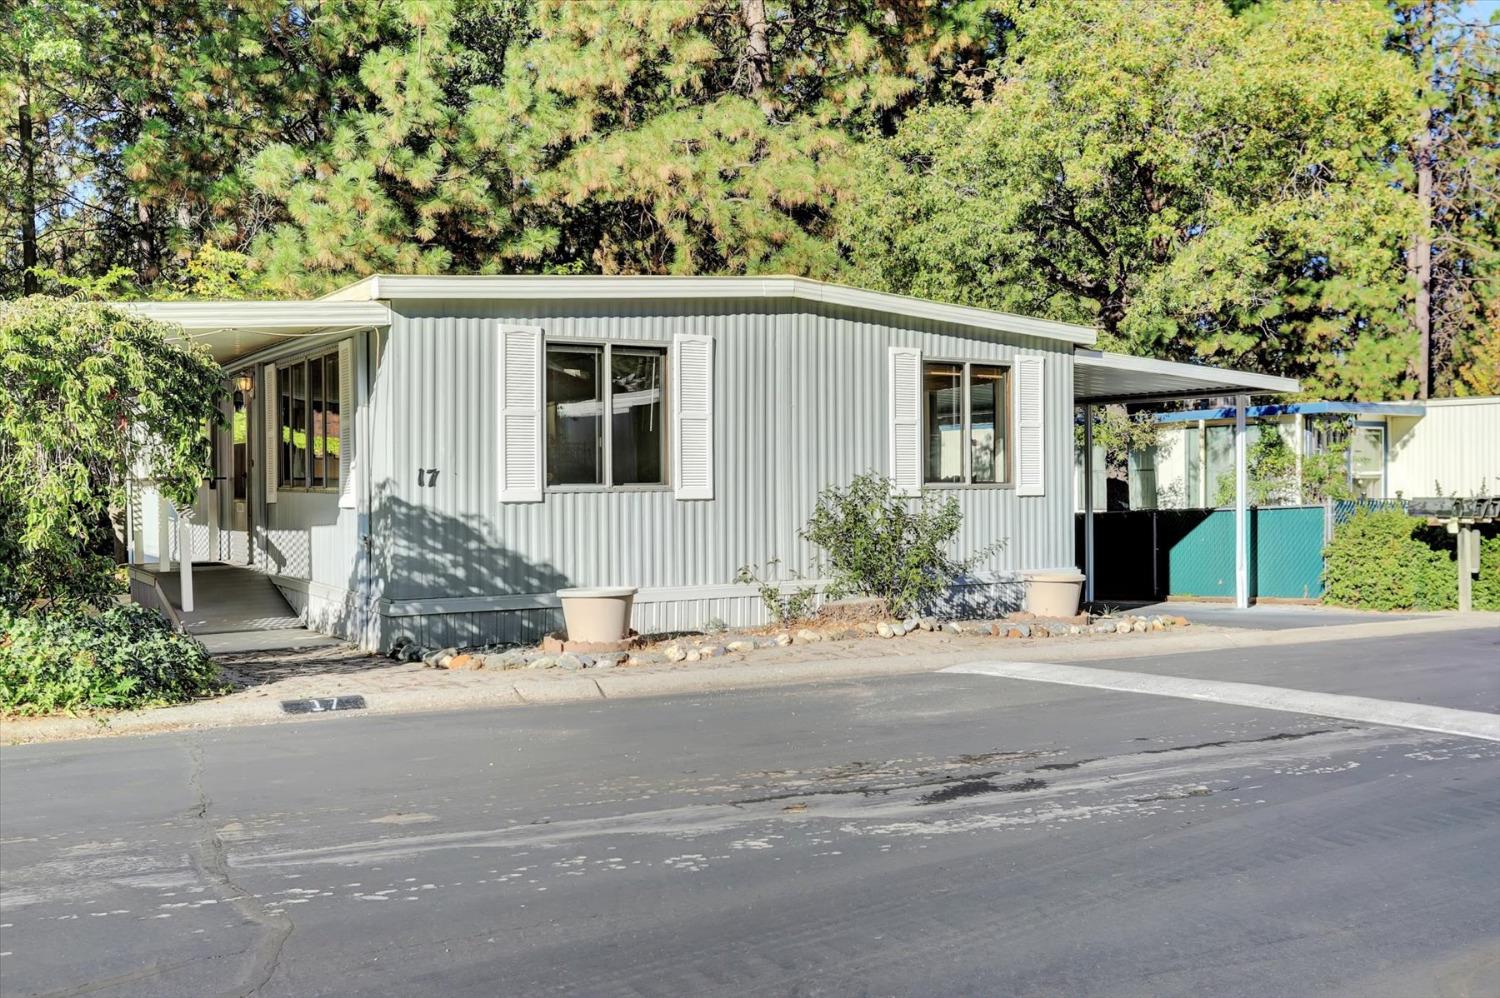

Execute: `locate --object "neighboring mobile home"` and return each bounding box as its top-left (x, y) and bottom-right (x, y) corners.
top-left (122, 277), bottom-right (1295, 651)
top-left (1131, 397), bottom-right (1500, 509)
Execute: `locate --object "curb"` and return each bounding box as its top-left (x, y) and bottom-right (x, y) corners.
top-left (4, 613), bottom-right (1496, 746)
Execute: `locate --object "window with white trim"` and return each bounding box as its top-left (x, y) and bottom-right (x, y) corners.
top-left (922, 361), bottom-right (1009, 485)
top-left (277, 347), bottom-right (342, 490)
top-left (545, 343), bottom-right (667, 487)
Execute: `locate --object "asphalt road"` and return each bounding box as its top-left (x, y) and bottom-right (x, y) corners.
top-left (2, 630), bottom-right (1498, 997)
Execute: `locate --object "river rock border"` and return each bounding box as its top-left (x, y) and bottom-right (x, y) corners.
top-left (389, 612), bottom-right (1191, 673)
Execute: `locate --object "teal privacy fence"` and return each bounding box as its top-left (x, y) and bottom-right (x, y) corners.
top-left (1075, 504), bottom-right (1329, 601)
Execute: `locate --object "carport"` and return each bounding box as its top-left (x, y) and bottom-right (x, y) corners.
top-left (1073, 350), bottom-right (1299, 608)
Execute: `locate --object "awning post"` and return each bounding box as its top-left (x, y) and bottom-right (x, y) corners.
top-left (1293, 412), bottom-right (1304, 505)
top-left (177, 510), bottom-right (194, 613)
top-left (1234, 394), bottom-right (1250, 609)
top-left (157, 490), bottom-right (173, 574)
top-left (1083, 403), bottom-right (1096, 605)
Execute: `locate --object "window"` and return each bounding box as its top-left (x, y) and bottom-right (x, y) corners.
top-left (277, 347), bottom-right (342, 490)
top-left (922, 361), bottom-right (1009, 485)
top-left (546, 343), bottom-right (666, 487)
top-left (1350, 424), bottom-right (1386, 499)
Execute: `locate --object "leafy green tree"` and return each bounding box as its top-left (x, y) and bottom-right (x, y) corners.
top-left (0, 296), bottom-right (223, 607)
top-left (840, 0), bottom-right (1425, 399)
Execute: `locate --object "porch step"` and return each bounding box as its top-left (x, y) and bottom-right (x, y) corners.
top-left (154, 564), bottom-right (306, 635)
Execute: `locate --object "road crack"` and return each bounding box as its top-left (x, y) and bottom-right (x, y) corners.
top-left (183, 737), bottom-right (293, 998)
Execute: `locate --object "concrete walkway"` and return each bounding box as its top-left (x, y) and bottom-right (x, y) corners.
top-left (149, 563), bottom-right (338, 654)
top-left (4, 612), bottom-right (1495, 745)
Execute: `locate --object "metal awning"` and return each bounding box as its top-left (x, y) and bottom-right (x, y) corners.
top-left (117, 301), bottom-right (392, 365)
top-left (1154, 400), bottom-right (1424, 423)
top-left (1074, 350), bottom-right (1299, 404)
top-left (1074, 351), bottom-right (1297, 614)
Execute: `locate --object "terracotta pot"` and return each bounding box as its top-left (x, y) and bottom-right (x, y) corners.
top-left (557, 587), bottom-right (638, 643)
top-left (1024, 571), bottom-right (1085, 617)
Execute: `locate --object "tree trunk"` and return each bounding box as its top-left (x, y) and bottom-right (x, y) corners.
top-left (1410, 0), bottom-right (1436, 399)
top-left (1413, 128), bottom-right (1433, 399)
top-left (19, 78), bottom-right (39, 295)
top-left (741, 0), bottom-right (771, 96)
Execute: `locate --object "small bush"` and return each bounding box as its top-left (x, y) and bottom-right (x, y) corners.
top-left (736, 560), bottom-right (819, 626)
top-left (800, 472), bottom-right (1000, 618)
top-left (0, 603), bottom-right (224, 715)
top-left (1322, 508), bottom-right (1499, 611)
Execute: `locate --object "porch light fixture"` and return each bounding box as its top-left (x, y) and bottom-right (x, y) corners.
top-left (232, 372), bottom-right (254, 395)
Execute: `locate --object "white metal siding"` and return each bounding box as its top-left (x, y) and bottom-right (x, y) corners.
top-left (1387, 398), bottom-right (1500, 498)
top-left (367, 298), bottom-right (1076, 645)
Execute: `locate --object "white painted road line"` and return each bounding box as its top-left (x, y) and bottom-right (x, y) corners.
top-left (943, 661), bottom-right (1500, 742)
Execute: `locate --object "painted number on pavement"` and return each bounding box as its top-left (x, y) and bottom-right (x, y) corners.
top-left (282, 695), bottom-right (368, 715)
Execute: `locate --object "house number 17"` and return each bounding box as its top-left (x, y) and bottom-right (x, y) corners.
top-left (417, 468), bottom-right (440, 487)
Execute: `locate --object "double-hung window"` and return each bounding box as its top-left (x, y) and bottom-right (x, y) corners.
top-left (545, 343), bottom-right (667, 488)
top-left (277, 347), bottom-right (342, 490)
top-left (922, 361), bottom-right (1009, 485)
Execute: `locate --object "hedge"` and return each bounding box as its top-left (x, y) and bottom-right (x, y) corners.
top-left (0, 603), bottom-right (225, 715)
top-left (1322, 507), bottom-right (1499, 612)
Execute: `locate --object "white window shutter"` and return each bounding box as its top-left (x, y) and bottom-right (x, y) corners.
top-left (1015, 356), bottom-right (1045, 496)
top-left (673, 334), bottom-right (714, 500)
top-left (337, 339), bottom-right (357, 509)
top-left (888, 347), bottom-right (922, 496)
top-left (497, 325), bottom-right (544, 503)
top-left (262, 363), bottom-right (278, 504)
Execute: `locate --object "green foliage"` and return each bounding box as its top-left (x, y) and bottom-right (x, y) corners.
top-left (1211, 427), bottom-right (1352, 506)
top-left (840, 0), bottom-right (1425, 399)
top-left (735, 559), bottom-right (818, 626)
top-left (0, 603), bottom-right (224, 715)
top-left (1320, 508), bottom-right (1500, 611)
top-left (0, 297), bottom-right (223, 607)
top-left (799, 472), bottom-right (999, 618)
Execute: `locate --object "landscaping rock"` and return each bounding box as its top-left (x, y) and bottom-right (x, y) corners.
top-left (876, 622), bottom-right (894, 638)
top-left (1170, 615), bottom-right (1190, 627)
top-left (664, 644), bottom-right (688, 663)
top-left (1151, 617), bottom-right (1166, 631)
top-left (590, 652), bottom-right (625, 669)
top-left (628, 651), bottom-right (664, 666)
top-left (727, 640), bottom-right (756, 653)
top-left (444, 654), bottom-right (483, 671)
top-left (1069, 625), bottom-right (1082, 635)
top-left (555, 653), bottom-right (584, 671)
top-left (1115, 621), bottom-right (1132, 634)
top-left (755, 636), bottom-right (781, 649)
top-left (1132, 619), bottom-right (1148, 633)
top-left (1013, 624), bottom-right (1032, 638)
top-left (943, 621), bottom-right (963, 635)
top-left (702, 644), bottom-right (727, 658)
top-left (775, 633), bottom-right (793, 647)
top-left (988, 622), bottom-right (1001, 637)
top-left (919, 617), bottom-right (937, 631)
top-left (685, 649), bottom-right (702, 662)
top-left (527, 655), bottom-right (557, 670)
top-left (794, 629), bottom-right (823, 644)
top-left (903, 617), bottom-right (921, 633)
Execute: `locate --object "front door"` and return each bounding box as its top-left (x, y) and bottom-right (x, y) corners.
top-left (224, 385), bottom-right (254, 564)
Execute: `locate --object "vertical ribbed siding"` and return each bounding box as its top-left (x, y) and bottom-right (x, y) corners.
top-left (369, 298), bottom-right (1077, 646)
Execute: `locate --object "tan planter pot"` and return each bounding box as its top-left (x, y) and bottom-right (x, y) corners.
top-left (557, 587), bottom-right (638, 643)
top-left (1024, 571), bottom-right (1085, 617)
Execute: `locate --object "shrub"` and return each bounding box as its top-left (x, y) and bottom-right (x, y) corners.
top-left (1320, 508), bottom-right (1500, 611)
top-left (736, 560), bottom-right (819, 626)
top-left (800, 472), bottom-right (1000, 618)
top-left (0, 603), bottom-right (224, 715)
